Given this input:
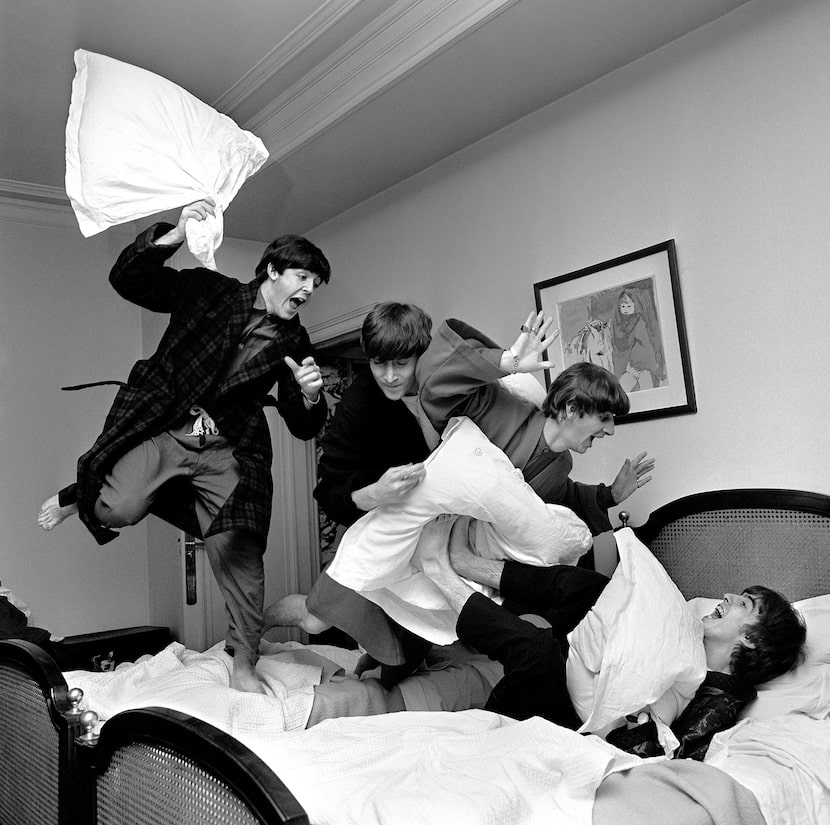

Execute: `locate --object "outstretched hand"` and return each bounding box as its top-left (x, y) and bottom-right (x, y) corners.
top-left (285, 355), bottom-right (323, 403)
top-left (155, 198), bottom-right (216, 246)
top-left (505, 311), bottom-right (560, 374)
top-left (610, 452), bottom-right (656, 504)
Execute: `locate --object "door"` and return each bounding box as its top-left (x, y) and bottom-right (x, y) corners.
top-left (178, 532), bottom-right (227, 651)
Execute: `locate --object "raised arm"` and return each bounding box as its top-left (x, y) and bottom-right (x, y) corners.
top-left (108, 200), bottom-right (217, 313)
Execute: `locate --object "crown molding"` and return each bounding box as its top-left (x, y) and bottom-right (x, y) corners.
top-left (250, 0), bottom-right (520, 163)
top-left (306, 303), bottom-right (375, 345)
top-left (0, 180), bottom-right (75, 229)
top-left (215, 0), bottom-right (364, 116)
top-left (0, 178), bottom-right (69, 205)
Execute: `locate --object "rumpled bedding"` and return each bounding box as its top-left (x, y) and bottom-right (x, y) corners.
top-left (706, 715), bottom-right (830, 825)
top-left (65, 49), bottom-right (268, 269)
top-left (326, 416), bottom-right (592, 645)
top-left (236, 710), bottom-right (644, 825)
top-left (63, 639), bottom-right (360, 736)
top-left (594, 758), bottom-right (766, 825)
top-left (62, 640), bottom-right (829, 825)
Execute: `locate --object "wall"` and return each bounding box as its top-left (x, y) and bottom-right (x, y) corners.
top-left (303, 0), bottom-right (830, 528)
top-left (0, 203), bottom-right (150, 634)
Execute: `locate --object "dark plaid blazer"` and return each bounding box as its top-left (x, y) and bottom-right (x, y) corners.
top-left (72, 223), bottom-right (327, 545)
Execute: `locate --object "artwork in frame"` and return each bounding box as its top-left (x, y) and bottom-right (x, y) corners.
top-left (533, 240), bottom-right (696, 424)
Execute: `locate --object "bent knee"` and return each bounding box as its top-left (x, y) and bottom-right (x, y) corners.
top-left (94, 496), bottom-right (147, 528)
top-left (301, 611), bottom-right (332, 636)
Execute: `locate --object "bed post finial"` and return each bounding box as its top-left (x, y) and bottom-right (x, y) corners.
top-left (64, 687), bottom-right (84, 717)
top-left (619, 511), bottom-right (630, 528)
top-left (77, 710), bottom-right (99, 747)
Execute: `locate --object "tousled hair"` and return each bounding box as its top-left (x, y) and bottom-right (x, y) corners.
top-left (541, 362), bottom-right (629, 419)
top-left (255, 235), bottom-right (331, 283)
top-left (361, 302), bottom-right (432, 361)
top-left (730, 585), bottom-right (807, 685)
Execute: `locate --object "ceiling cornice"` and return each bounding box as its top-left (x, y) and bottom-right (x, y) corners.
top-left (214, 0), bottom-right (364, 116)
top-left (0, 179), bottom-right (69, 205)
top-left (248, 0), bottom-right (521, 164)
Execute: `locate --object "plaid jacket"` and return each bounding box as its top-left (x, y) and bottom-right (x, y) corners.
top-left (72, 223), bottom-right (326, 544)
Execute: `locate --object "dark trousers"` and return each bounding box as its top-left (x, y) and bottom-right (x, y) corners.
top-left (456, 562), bottom-right (608, 728)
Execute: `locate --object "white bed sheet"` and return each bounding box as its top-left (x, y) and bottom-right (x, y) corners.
top-left (63, 640), bottom-right (359, 736)
top-left (706, 715), bottom-right (830, 825)
top-left (237, 710), bottom-right (642, 825)
top-left (65, 642), bottom-right (830, 825)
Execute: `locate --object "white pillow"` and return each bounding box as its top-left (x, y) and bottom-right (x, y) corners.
top-left (688, 594), bottom-right (830, 720)
top-left (793, 593), bottom-right (830, 664)
top-left (326, 416), bottom-right (592, 644)
top-left (567, 528), bottom-right (707, 734)
top-left (65, 50), bottom-right (268, 269)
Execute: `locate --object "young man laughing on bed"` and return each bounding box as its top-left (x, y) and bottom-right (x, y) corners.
top-left (417, 515), bottom-right (806, 760)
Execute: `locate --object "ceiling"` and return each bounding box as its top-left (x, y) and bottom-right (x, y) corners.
top-left (1, 0), bottom-right (751, 242)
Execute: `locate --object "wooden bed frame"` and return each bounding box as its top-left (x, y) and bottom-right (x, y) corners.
top-left (0, 639), bottom-right (86, 825)
top-left (2, 487), bottom-right (829, 825)
top-left (87, 707), bottom-right (308, 825)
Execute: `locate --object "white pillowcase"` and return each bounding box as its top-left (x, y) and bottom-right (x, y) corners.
top-left (688, 594), bottom-right (830, 721)
top-left (567, 528), bottom-right (707, 735)
top-left (65, 49), bottom-right (268, 269)
top-left (326, 416), bottom-right (592, 645)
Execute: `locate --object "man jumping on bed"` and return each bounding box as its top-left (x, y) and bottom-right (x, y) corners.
top-left (417, 515), bottom-right (806, 760)
top-left (417, 310), bottom-right (654, 571)
top-left (36, 199), bottom-right (331, 694)
top-left (265, 302), bottom-right (437, 684)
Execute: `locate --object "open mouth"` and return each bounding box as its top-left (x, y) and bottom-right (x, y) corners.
top-left (709, 603), bottom-right (725, 619)
top-left (289, 296), bottom-right (307, 310)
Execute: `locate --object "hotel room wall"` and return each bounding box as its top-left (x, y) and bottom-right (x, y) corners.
top-left (302, 0), bottom-right (830, 528)
top-left (0, 207), bottom-right (150, 634)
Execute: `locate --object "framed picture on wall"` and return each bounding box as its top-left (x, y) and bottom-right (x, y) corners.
top-left (533, 239), bottom-right (696, 424)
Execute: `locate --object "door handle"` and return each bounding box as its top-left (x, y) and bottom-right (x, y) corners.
top-left (183, 537), bottom-right (204, 605)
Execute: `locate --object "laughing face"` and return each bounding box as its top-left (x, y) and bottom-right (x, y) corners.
top-left (260, 266), bottom-right (322, 319)
top-left (702, 592), bottom-right (761, 643)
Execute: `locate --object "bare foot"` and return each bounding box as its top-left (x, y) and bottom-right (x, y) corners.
top-left (230, 653), bottom-right (267, 695)
top-left (447, 518), bottom-right (505, 590)
top-left (416, 514), bottom-right (456, 575)
top-left (263, 594), bottom-right (331, 635)
top-left (447, 516), bottom-right (478, 577)
top-left (354, 652), bottom-right (379, 677)
top-left (38, 495), bottom-right (78, 531)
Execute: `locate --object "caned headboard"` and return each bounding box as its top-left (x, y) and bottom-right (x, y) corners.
top-left (626, 488), bottom-right (830, 602)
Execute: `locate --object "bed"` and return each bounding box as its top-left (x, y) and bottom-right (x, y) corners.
top-left (1, 487), bottom-right (828, 825)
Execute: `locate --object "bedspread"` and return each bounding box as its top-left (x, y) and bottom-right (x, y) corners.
top-left (706, 716), bottom-right (830, 825)
top-left (64, 640), bottom-right (361, 735)
top-left (236, 710), bottom-right (770, 825)
top-left (237, 710), bottom-right (641, 825)
top-left (595, 760), bottom-right (766, 825)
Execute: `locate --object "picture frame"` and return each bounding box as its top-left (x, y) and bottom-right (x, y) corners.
top-left (533, 240), bottom-right (696, 424)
